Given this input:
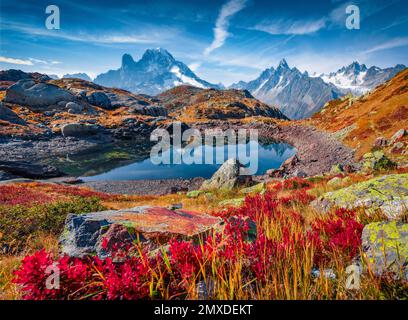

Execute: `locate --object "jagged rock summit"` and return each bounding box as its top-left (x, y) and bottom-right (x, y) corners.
top-left (230, 59), bottom-right (342, 119)
top-left (95, 48), bottom-right (220, 95)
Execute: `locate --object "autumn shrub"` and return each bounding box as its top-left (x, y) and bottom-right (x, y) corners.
top-left (0, 184), bottom-right (115, 207)
top-left (13, 189), bottom-right (367, 300)
top-left (271, 177), bottom-right (313, 191)
top-left (0, 197), bottom-right (106, 253)
top-left (0, 185), bottom-right (58, 207)
top-left (311, 208), bottom-right (364, 265)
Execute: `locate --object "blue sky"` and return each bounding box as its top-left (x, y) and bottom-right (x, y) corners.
top-left (0, 0), bottom-right (407, 85)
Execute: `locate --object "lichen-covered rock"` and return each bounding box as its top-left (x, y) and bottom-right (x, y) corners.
top-left (218, 198), bottom-right (245, 207)
top-left (240, 182), bottom-right (265, 195)
top-left (342, 176), bottom-right (352, 185)
top-left (200, 158), bottom-right (251, 191)
top-left (60, 206), bottom-right (223, 258)
top-left (362, 221), bottom-right (408, 281)
top-left (186, 190), bottom-right (204, 198)
top-left (330, 164), bottom-right (344, 174)
top-left (327, 176), bottom-right (342, 187)
top-left (361, 151), bottom-right (396, 172)
top-left (312, 174), bottom-right (408, 220)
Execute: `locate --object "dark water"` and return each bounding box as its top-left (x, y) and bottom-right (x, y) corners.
top-left (73, 141), bottom-right (296, 181)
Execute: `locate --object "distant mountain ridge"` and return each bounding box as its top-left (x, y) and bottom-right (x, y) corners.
top-left (94, 48), bottom-right (220, 95)
top-left (231, 60), bottom-right (406, 119)
top-left (318, 61), bottom-right (406, 95)
top-left (230, 59), bottom-right (342, 119)
top-left (63, 73), bottom-right (92, 82)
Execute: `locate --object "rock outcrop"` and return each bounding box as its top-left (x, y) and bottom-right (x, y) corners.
top-left (61, 123), bottom-right (102, 137)
top-left (0, 102), bottom-right (26, 125)
top-left (200, 158), bottom-right (251, 191)
top-left (362, 151), bottom-right (396, 172)
top-left (362, 221), bottom-right (408, 281)
top-left (86, 91), bottom-right (112, 110)
top-left (4, 80), bottom-right (75, 111)
top-left (0, 160), bottom-right (62, 179)
top-left (312, 174), bottom-right (408, 220)
top-left (60, 206), bottom-right (223, 258)
top-left (128, 105), bottom-right (168, 117)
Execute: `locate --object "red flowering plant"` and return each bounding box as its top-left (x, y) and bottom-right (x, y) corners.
top-left (13, 187), bottom-right (365, 300)
top-left (311, 208), bottom-right (364, 265)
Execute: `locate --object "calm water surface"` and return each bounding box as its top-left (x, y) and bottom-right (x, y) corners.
top-left (77, 141), bottom-right (296, 181)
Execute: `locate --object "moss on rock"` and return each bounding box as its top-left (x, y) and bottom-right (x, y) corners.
top-left (312, 174), bottom-right (408, 219)
top-left (362, 221), bottom-right (408, 280)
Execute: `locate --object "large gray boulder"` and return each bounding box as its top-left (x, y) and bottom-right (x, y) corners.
top-left (362, 221), bottom-right (408, 281)
top-left (0, 160), bottom-right (62, 179)
top-left (0, 102), bottom-right (26, 125)
top-left (86, 91), bottom-right (112, 109)
top-left (65, 102), bottom-right (84, 114)
top-left (200, 158), bottom-right (251, 191)
top-left (4, 80), bottom-right (75, 110)
top-left (106, 92), bottom-right (149, 108)
top-left (59, 205), bottom-right (223, 258)
top-left (311, 174), bottom-right (408, 220)
top-left (61, 123), bottom-right (101, 137)
top-left (129, 105), bottom-right (168, 117)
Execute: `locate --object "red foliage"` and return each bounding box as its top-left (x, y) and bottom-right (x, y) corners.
top-left (0, 183), bottom-right (114, 207)
top-left (0, 185), bottom-right (58, 206)
top-left (41, 184), bottom-right (114, 200)
top-left (13, 185), bottom-right (364, 300)
top-left (271, 177), bottom-right (313, 191)
top-left (311, 208), bottom-right (364, 264)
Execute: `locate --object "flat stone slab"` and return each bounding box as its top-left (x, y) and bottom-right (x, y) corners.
top-left (60, 205), bottom-right (223, 258)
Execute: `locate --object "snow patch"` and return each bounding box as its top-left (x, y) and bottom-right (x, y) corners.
top-left (170, 66), bottom-right (205, 88)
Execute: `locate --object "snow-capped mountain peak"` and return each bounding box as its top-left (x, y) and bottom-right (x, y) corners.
top-left (321, 62), bottom-right (405, 95)
top-left (277, 58), bottom-right (289, 69)
top-left (95, 48), bottom-right (220, 95)
top-left (230, 59), bottom-right (342, 119)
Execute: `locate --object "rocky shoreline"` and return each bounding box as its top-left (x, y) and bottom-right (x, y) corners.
top-left (0, 120), bottom-right (357, 194)
top-left (83, 177), bottom-right (205, 196)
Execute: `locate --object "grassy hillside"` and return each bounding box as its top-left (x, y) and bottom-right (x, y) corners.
top-left (307, 69), bottom-right (408, 159)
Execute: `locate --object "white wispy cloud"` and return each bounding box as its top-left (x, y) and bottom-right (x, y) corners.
top-left (204, 0), bottom-right (248, 56)
top-left (254, 18), bottom-right (327, 35)
top-left (1, 22), bottom-right (175, 45)
top-left (0, 56), bottom-right (33, 65)
top-left (29, 58), bottom-right (61, 65)
top-left (188, 62), bottom-right (202, 72)
top-left (253, 0), bottom-right (400, 36)
top-left (363, 37), bottom-right (408, 54)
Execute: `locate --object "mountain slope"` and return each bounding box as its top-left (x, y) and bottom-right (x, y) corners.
top-left (156, 85), bottom-right (289, 122)
top-left (95, 48), bottom-right (219, 95)
top-left (308, 68), bottom-right (408, 158)
top-left (318, 62), bottom-right (406, 95)
top-left (230, 59), bottom-right (342, 120)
